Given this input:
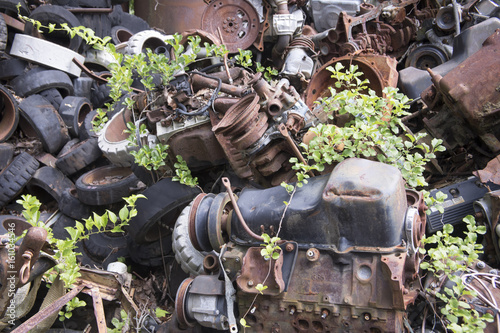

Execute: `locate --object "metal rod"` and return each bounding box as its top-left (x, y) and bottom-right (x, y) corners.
top-left (222, 177), bottom-right (264, 241)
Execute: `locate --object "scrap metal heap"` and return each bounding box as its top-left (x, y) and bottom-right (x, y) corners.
top-left (0, 0), bottom-right (499, 331)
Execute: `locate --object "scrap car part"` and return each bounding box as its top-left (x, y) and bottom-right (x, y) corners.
top-left (201, 0), bottom-right (260, 53)
top-left (398, 17), bottom-right (500, 99)
top-left (175, 158), bottom-right (426, 332)
top-left (310, 0), bottom-right (362, 32)
top-left (280, 36), bottom-right (316, 91)
top-left (305, 53), bottom-right (398, 110)
top-left (422, 29), bottom-right (500, 154)
top-left (426, 176), bottom-right (500, 233)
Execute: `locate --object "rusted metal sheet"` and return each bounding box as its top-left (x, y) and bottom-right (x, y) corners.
top-left (475, 155), bottom-right (500, 185)
top-left (90, 288), bottom-right (107, 333)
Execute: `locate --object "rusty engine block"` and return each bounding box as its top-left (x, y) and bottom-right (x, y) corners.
top-left (172, 158), bottom-right (426, 332)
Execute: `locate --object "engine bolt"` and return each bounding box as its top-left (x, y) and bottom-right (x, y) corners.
top-left (250, 306), bottom-right (257, 314)
top-left (321, 310), bottom-right (329, 319)
top-left (476, 261), bottom-right (485, 269)
top-left (247, 280), bottom-right (254, 287)
top-left (306, 248), bottom-right (320, 261)
top-left (364, 313), bottom-right (371, 321)
top-left (286, 243), bottom-right (294, 252)
top-left (289, 307), bottom-right (296, 315)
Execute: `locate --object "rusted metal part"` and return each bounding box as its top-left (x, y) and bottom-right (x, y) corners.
top-left (15, 227), bottom-right (47, 286)
top-left (278, 123), bottom-right (313, 177)
top-left (213, 97), bottom-right (239, 113)
top-left (252, 0), bottom-right (270, 52)
top-left (1, 13), bottom-right (25, 32)
top-left (236, 247), bottom-right (285, 296)
top-left (90, 287), bottom-right (107, 333)
top-left (212, 94), bottom-right (268, 180)
top-left (203, 253), bottom-right (220, 273)
top-left (168, 121), bottom-right (226, 170)
top-left (222, 177), bottom-right (263, 242)
top-left (175, 278), bottom-right (194, 328)
top-left (191, 72), bottom-right (247, 97)
top-left (201, 0), bottom-right (260, 53)
top-left (11, 284), bottom-right (85, 333)
top-left (423, 30), bottom-right (500, 153)
top-left (475, 155), bottom-right (500, 184)
top-left (305, 53), bottom-right (398, 110)
top-left (189, 193), bottom-right (208, 251)
top-left (237, 250), bottom-right (409, 332)
top-left (250, 73), bottom-right (301, 117)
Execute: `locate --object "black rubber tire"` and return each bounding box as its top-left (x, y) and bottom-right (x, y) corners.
top-left (40, 88), bottom-right (64, 110)
top-left (18, 94), bottom-right (70, 155)
top-left (75, 165), bottom-right (140, 206)
top-left (110, 25), bottom-right (133, 45)
top-left (90, 81), bottom-right (112, 108)
top-left (0, 13), bottom-right (6, 52)
top-left (56, 138), bottom-right (80, 158)
top-left (10, 69), bottom-right (74, 98)
top-left (0, 84), bottom-right (19, 142)
top-left (128, 236), bottom-right (173, 267)
top-left (0, 143), bottom-right (13, 170)
top-left (130, 161), bottom-right (159, 187)
top-left (26, 166), bottom-right (90, 220)
top-left (54, 0), bottom-right (110, 8)
top-left (129, 178), bottom-right (200, 244)
top-left (75, 12), bottom-right (112, 38)
top-left (29, 5), bottom-right (82, 52)
top-left (77, 233), bottom-right (129, 270)
top-left (55, 138), bottom-right (102, 176)
top-left (79, 110), bottom-right (98, 141)
top-left (109, 5), bottom-right (149, 34)
top-left (0, 152), bottom-right (39, 208)
top-left (0, 0), bottom-right (30, 17)
top-left (58, 96), bottom-right (93, 138)
top-left (0, 58), bottom-right (28, 80)
top-left (73, 76), bottom-right (93, 101)
top-left (44, 212), bottom-right (76, 240)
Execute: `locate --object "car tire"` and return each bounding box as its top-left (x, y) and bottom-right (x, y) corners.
top-left (18, 94), bottom-right (70, 154)
top-left (29, 5), bottom-right (82, 51)
top-left (27, 166), bottom-right (90, 220)
top-left (40, 88), bottom-right (63, 110)
top-left (0, 143), bottom-right (14, 170)
top-left (55, 138), bottom-right (102, 176)
top-left (58, 96), bottom-right (93, 138)
top-left (75, 165), bottom-right (140, 206)
top-left (128, 236), bottom-right (173, 267)
top-left (0, 13), bottom-right (6, 52)
top-left (0, 152), bottom-right (39, 208)
top-left (0, 58), bottom-right (28, 80)
top-left (0, 84), bottom-right (19, 142)
top-left (128, 178), bottom-right (200, 244)
top-left (0, 0), bottom-right (30, 17)
top-left (110, 25), bottom-right (133, 45)
top-left (11, 68), bottom-right (74, 98)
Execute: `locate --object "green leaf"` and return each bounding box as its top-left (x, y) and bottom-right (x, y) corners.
top-left (155, 307), bottom-right (169, 318)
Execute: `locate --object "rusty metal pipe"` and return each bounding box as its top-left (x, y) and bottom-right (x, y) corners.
top-left (191, 73), bottom-right (247, 97)
top-left (222, 177), bottom-right (264, 241)
top-left (213, 97), bottom-right (240, 113)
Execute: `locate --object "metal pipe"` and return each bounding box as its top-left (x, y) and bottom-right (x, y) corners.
top-left (191, 72), bottom-right (247, 97)
top-left (222, 177), bottom-right (264, 241)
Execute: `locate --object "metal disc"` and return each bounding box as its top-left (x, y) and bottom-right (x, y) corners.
top-left (201, 0), bottom-right (260, 53)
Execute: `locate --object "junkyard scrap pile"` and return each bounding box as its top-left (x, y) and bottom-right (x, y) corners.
top-left (0, 0), bottom-right (500, 331)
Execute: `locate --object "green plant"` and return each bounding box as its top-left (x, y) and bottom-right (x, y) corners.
top-left (108, 309), bottom-right (130, 333)
top-left (173, 155), bottom-right (198, 187)
top-left (420, 215), bottom-right (494, 332)
top-left (59, 297), bottom-right (86, 322)
top-left (256, 62), bottom-right (278, 82)
top-left (291, 63), bottom-right (445, 188)
top-left (234, 49), bottom-right (253, 68)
